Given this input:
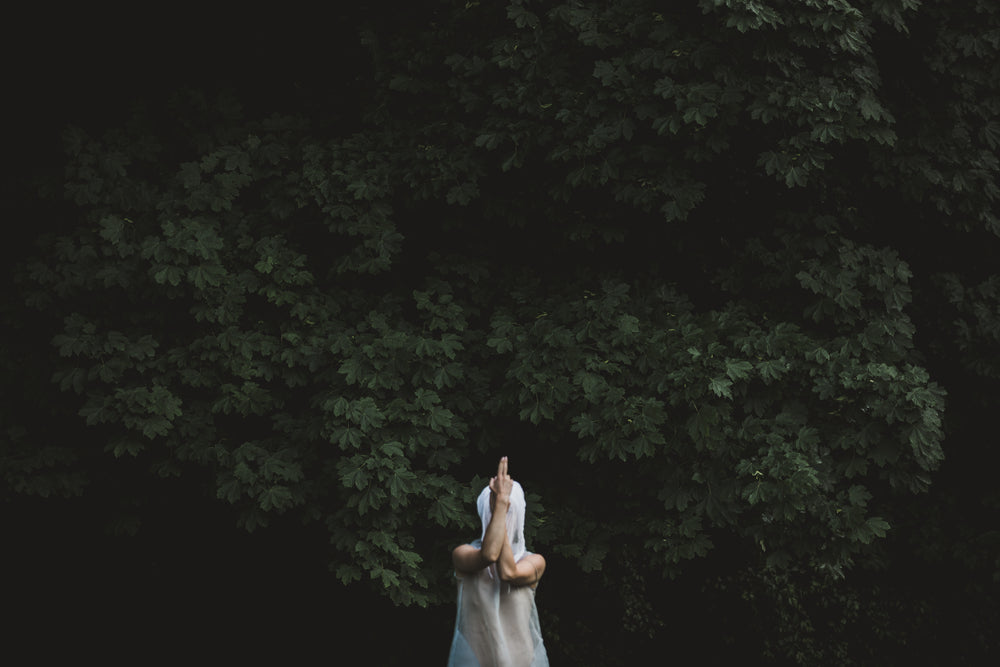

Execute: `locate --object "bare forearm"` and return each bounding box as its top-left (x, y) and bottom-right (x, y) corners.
top-left (499, 552), bottom-right (545, 587)
top-left (496, 536), bottom-right (518, 580)
top-left (480, 500), bottom-right (509, 562)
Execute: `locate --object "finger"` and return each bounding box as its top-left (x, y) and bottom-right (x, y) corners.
top-left (501, 456), bottom-right (508, 478)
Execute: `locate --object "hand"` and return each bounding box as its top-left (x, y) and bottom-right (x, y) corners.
top-left (489, 456), bottom-right (513, 505)
top-left (479, 456), bottom-right (514, 564)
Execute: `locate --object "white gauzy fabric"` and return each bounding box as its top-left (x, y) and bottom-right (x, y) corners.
top-left (447, 482), bottom-right (549, 667)
top-left (477, 482), bottom-right (527, 566)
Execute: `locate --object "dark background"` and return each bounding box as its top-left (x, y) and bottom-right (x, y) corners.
top-left (1, 10), bottom-right (423, 663)
top-left (3, 6), bottom-right (998, 664)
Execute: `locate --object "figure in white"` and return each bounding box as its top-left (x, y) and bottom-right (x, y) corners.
top-left (447, 457), bottom-right (549, 666)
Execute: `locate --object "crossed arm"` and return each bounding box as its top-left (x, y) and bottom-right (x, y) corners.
top-left (451, 457), bottom-right (546, 587)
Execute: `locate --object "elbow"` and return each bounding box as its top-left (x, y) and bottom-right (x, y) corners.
top-left (481, 547), bottom-right (501, 564)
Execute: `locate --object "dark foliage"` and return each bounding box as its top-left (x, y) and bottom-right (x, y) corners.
top-left (2, 1), bottom-right (997, 663)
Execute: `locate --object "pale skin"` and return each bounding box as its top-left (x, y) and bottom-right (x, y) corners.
top-left (452, 456), bottom-right (547, 588)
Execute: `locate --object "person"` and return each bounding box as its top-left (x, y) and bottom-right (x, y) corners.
top-left (447, 456), bottom-right (549, 667)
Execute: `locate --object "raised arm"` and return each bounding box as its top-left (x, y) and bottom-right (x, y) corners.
top-left (480, 456), bottom-right (512, 562)
top-left (491, 458), bottom-right (546, 587)
top-left (452, 456), bottom-right (512, 574)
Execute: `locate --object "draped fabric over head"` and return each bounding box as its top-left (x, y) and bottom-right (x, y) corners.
top-left (448, 481), bottom-right (548, 667)
top-left (476, 481), bottom-right (527, 565)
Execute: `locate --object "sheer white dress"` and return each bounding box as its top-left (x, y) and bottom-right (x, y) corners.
top-left (447, 483), bottom-right (549, 667)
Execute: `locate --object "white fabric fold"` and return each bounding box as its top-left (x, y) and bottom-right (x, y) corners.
top-left (448, 481), bottom-right (548, 666)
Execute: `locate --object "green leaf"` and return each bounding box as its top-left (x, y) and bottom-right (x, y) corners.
top-left (428, 495), bottom-right (463, 526)
top-left (866, 517), bottom-right (890, 539)
top-left (859, 94), bottom-right (886, 121)
top-left (724, 359), bottom-right (753, 382)
top-left (259, 485), bottom-right (294, 511)
top-left (335, 564), bottom-right (363, 585)
top-left (107, 439), bottom-right (144, 458)
top-left (487, 336), bottom-right (514, 353)
top-left (848, 484), bottom-right (871, 507)
top-left (708, 376), bottom-right (733, 399)
top-left (340, 461), bottom-right (371, 490)
top-left (380, 441), bottom-right (405, 458)
top-left (474, 133), bottom-right (500, 150)
top-left (428, 406), bottom-right (454, 432)
top-left (570, 412), bottom-right (598, 437)
top-left (98, 216), bottom-right (126, 245)
top-left (446, 181), bottom-right (479, 205)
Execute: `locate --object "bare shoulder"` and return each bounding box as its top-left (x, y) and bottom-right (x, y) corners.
top-left (526, 553), bottom-right (546, 573)
top-left (524, 553), bottom-right (547, 585)
top-left (452, 544), bottom-right (486, 574)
